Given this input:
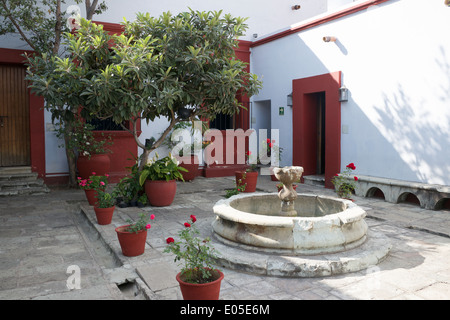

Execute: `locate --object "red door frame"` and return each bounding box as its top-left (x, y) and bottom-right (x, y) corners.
top-left (0, 48), bottom-right (45, 179)
top-left (292, 71), bottom-right (341, 188)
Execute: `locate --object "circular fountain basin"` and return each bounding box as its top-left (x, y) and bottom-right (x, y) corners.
top-left (212, 193), bottom-right (368, 255)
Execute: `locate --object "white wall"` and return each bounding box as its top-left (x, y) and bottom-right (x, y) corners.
top-left (251, 0), bottom-right (450, 185)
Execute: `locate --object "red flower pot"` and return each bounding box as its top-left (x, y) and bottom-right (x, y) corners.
top-left (77, 153), bottom-right (110, 179)
top-left (93, 206), bottom-right (115, 225)
top-left (176, 269), bottom-right (224, 300)
top-left (235, 171), bottom-right (258, 193)
top-left (84, 189), bottom-right (98, 205)
top-left (144, 179), bottom-right (177, 206)
top-left (115, 225), bottom-right (147, 257)
top-left (178, 155), bottom-right (199, 182)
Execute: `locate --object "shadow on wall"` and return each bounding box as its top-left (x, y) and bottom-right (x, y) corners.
top-left (370, 47), bottom-right (450, 185)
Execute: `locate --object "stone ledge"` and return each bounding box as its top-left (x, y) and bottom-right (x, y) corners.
top-left (353, 175), bottom-right (450, 210)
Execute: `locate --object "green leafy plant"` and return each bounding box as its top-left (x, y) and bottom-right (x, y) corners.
top-left (226, 178), bottom-right (246, 198)
top-left (331, 162), bottom-right (359, 199)
top-left (77, 172), bottom-right (108, 190)
top-left (164, 215), bottom-right (220, 284)
top-left (245, 151), bottom-right (258, 172)
top-left (139, 153), bottom-right (188, 184)
top-left (95, 189), bottom-right (116, 208)
top-left (125, 213), bottom-right (155, 234)
top-left (55, 119), bottom-right (113, 159)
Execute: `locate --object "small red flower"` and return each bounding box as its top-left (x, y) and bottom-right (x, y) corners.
top-left (166, 237), bottom-right (174, 244)
top-left (346, 163), bottom-right (356, 170)
top-left (354, 176), bottom-right (358, 181)
top-left (190, 215), bottom-right (197, 223)
top-left (184, 222), bottom-right (191, 228)
top-left (246, 151), bottom-right (252, 156)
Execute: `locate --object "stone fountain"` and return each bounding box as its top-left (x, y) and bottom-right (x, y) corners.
top-left (211, 166), bottom-right (392, 277)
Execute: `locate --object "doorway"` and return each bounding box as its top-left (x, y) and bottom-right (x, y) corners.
top-left (292, 71), bottom-right (341, 188)
top-left (0, 64), bottom-right (30, 167)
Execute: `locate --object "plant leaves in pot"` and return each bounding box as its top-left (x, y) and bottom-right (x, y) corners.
top-left (115, 213), bottom-right (155, 257)
top-left (164, 215), bottom-right (223, 300)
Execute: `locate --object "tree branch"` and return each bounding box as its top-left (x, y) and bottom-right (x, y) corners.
top-left (52, 0), bottom-right (62, 55)
top-left (0, 0), bottom-right (37, 51)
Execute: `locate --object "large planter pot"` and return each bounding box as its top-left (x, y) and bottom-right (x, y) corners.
top-left (77, 153), bottom-right (111, 179)
top-left (178, 155), bottom-right (199, 182)
top-left (235, 171), bottom-right (258, 193)
top-left (176, 269), bottom-right (224, 300)
top-left (93, 206), bottom-right (115, 225)
top-left (144, 179), bottom-right (177, 207)
top-left (84, 189), bottom-right (98, 205)
top-left (115, 225), bottom-right (147, 257)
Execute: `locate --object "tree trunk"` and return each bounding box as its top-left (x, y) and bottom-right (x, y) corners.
top-left (63, 121), bottom-right (78, 188)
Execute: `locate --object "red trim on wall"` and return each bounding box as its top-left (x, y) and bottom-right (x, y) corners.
top-left (251, 0), bottom-right (390, 48)
top-left (0, 48), bottom-right (46, 179)
top-left (292, 71), bottom-right (341, 188)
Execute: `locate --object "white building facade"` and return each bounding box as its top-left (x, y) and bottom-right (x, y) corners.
top-left (1, 0), bottom-right (450, 207)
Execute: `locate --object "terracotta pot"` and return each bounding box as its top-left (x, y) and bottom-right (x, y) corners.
top-left (93, 206), bottom-right (115, 225)
top-left (176, 269), bottom-right (224, 300)
top-left (77, 153), bottom-right (110, 179)
top-left (235, 171), bottom-right (258, 193)
top-left (178, 155), bottom-right (199, 181)
top-left (84, 189), bottom-right (98, 205)
top-left (115, 225), bottom-right (147, 257)
top-left (144, 179), bottom-right (177, 206)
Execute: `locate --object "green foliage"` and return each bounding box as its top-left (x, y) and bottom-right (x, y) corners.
top-left (25, 9), bottom-right (262, 169)
top-left (164, 215), bottom-right (220, 284)
top-left (139, 153), bottom-right (187, 184)
top-left (0, 0), bottom-right (107, 55)
top-left (124, 213), bottom-right (155, 234)
top-left (95, 189), bottom-right (116, 208)
top-left (331, 162), bottom-right (358, 199)
top-left (55, 118), bottom-right (112, 158)
top-left (225, 178), bottom-right (246, 198)
top-left (114, 153), bottom-right (145, 202)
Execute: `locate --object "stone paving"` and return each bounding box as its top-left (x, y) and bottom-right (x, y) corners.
top-left (1, 175), bottom-right (450, 300)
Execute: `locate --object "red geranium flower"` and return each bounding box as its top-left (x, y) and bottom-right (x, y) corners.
top-left (354, 176), bottom-right (358, 181)
top-left (166, 237), bottom-right (174, 244)
top-left (346, 163), bottom-right (356, 170)
top-left (190, 215), bottom-right (197, 223)
top-left (184, 222), bottom-right (191, 228)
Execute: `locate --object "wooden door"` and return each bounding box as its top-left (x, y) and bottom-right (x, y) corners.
top-left (0, 64), bottom-right (30, 166)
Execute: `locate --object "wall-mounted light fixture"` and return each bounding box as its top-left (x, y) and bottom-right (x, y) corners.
top-left (323, 36), bottom-right (337, 42)
top-left (287, 93), bottom-right (293, 107)
top-left (291, 5), bottom-right (301, 10)
top-left (339, 86), bottom-right (348, 102)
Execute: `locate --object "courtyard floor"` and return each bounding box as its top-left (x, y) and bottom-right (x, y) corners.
top-left (0, 174), bottom-right (449, 301)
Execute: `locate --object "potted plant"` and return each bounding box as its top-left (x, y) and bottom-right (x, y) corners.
top-left (164, 215), bottom-right (223, 300)
top-left (139, 153), bottom-right (187, 207)
top-left (60, 119), bottom-right (113, 180)
top-left (260, 139), bottom-right (283, 181)
top-left (77, 172), bottom-right (108, 205)
top-left (331, 162), bottom-right (359, 199)
top-left (115, 213), bottom-right (155, 257)
top-left (235, 151), bottom-right (258, 193)
top-left (93, 189), bottom-right (116, 225)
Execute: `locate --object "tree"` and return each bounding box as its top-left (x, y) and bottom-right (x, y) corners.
top-left (0, 0), bottom-right (107, 186)
top-left (25, 9), bottom-right (262, 175)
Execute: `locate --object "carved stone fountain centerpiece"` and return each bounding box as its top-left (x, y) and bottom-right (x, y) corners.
top-left (211, 166), bottom-right (391, 277)
top-left (274, 166), bottom-right (304, 216)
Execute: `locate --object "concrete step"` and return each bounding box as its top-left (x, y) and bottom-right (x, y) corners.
top-left (303, 175), bottom-right (325, 187)
top-left (0, 167), bottom-right (50, 196)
